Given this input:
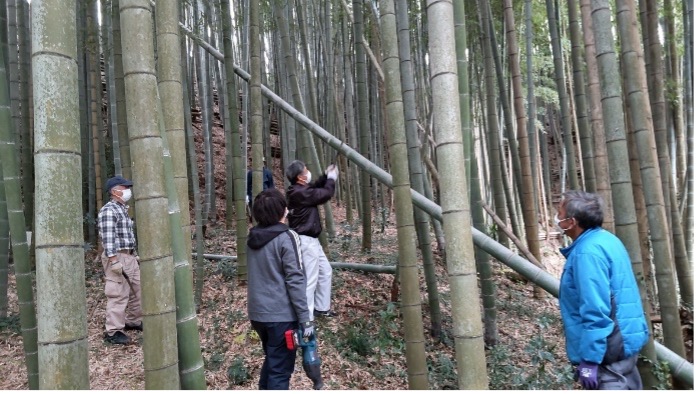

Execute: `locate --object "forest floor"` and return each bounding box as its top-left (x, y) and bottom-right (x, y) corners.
top-left (1, 196), bottom-right (584, 390)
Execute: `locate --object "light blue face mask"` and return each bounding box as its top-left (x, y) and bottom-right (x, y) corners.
top-left (304, 171), bottom-right (312, 184)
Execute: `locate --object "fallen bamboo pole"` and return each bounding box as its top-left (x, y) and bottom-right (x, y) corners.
top-left (192, 253), bottom-right (396, 274)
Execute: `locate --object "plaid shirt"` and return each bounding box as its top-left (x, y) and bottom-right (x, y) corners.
top-left (98, 199), bottom-right (136, 257)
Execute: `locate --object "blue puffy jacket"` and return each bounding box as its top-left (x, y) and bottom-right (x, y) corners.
top-left (559, 227), bottom-right (649, 365)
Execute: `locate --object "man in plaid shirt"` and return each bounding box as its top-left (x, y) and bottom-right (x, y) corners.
top-left (98, 176), bottom-right (142, 345)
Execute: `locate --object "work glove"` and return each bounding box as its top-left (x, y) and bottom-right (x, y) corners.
top-left (326, 164), bottom-right (338, 181)
top-left (110, 261), bottom-right (123, 276)
top-left (245, 195), bottom-right (250, 204)
top-left (576, 361), bottom-right (599, 390)
top-left (300, 321), bottom-right (315, 339)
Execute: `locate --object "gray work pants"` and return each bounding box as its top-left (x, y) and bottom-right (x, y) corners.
top-left (598, 355), bottom-right (642, 390)
top-left (299, 235), bottom-right (332, 320)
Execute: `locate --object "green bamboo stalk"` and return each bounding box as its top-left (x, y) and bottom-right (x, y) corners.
top-left (616, 0), bottom-right (686, 358)
top-left (579, 0), bottom-right (614, 231)
top-left (249, 0), bottom-right (263, 235)
top-left (0, 160), bottom-right (9, 317)
top-left (180, 30), bottom-right (205, 308)
top-left (155, 91), bottom-right (206, 388)
top-left (427, 0), bottom-right (487, 388)
top-left (32, 0), bottom-right (89, 387)
top-left (503, 0), bottom-right (544, 299)
top-left (220, 0), bottom-right (246, 287)
top-left (353, 0), bottom-right (372, 252)
top-left (120, 0), bottom-right (180, 388)
top-left (396, 0), bottom-right (442, 339)
top-left (379, 0), bottom-right (429, 388)
top-left (112, 0), bottom-right (131, 181)
top-left (590, 0), bottom-right (659, 385)
top-left (0, 13), bottom-right (38, 386)
top-left (545, 0), bottom-right (579, 190)
top-left (524, 0), bottom-right (541, 213)
top-left (486, 3), bottom-right (524, 242)
top-left (476, 0), bottom-right (509, 249)
top-left (568, 0), bottom-right (596, 193)
top-left (155, 1), bottom-right (205, 388)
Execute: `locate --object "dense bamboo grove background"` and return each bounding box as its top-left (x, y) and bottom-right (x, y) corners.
top-left (0, 0), bottom-right (693, 389)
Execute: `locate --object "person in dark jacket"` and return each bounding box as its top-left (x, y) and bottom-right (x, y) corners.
top-left (285, 160), bottom-right (338, 319)
top-left (246, 157), bottom-right (275, 206)
top-left (556, 190), bottom-right (648, 390)
top-left (247, 188), bottom-right (314, 390)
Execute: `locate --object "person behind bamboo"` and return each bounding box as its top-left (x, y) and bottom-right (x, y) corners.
top-left (555, 190), bottom-right (649, 390)
top-left (247, 188), bottom-right (314, 390)
top-left (285, 160), bottom-right (338, 319)
top-left (97, 176), bottom-right (142, 346)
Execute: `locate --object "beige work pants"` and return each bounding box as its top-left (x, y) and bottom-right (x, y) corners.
top-left (101, 251), bottom-right (142, 335)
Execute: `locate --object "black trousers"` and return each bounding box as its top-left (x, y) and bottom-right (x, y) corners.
top-left (251, 320), bottom-right (298, 390)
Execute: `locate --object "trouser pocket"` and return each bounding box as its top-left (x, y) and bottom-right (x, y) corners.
top-left (104, 278), bottom-right (122, 298)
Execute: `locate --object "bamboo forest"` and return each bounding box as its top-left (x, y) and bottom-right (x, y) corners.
top-left (0, 0), bottom-right (693, 390)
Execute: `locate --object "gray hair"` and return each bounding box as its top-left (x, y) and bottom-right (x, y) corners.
top-left (285, 160), bottom-right (306, 184)
top-left (561, 190), bottom-right (604, 229)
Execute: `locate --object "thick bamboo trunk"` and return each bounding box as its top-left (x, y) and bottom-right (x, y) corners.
top-left (32, 0), bottom-right (90, 387)
top-left (120, 0), bottom-right (180, 388)
top-left (590, 0), bottom-right (659, 385)
top-left (396, 0), bottom-right (441, 339)
top-left (579, 0), bottom-right (614, 231)
top-left (378, 1), bottom-right (429, 387)
top-left (155, 1), bottom-right (205, 388)
top-left (429, 0), bottom-right (487, 388)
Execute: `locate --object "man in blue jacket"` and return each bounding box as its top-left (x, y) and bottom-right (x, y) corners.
top-left (556, 190), bottom-right (649, 390)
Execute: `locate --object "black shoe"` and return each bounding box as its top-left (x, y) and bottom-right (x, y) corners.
top-left (104, 331), bottom-right (132, 345)
top-left (315, 310), bottom-right (338, 318)
top-left (125, 322), bottom-right (143, 331)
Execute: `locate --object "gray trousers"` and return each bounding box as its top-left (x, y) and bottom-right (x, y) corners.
top-left (299, 235), bottom-right (333, 320)
top-left (597, 355), bottom-right (642, 390)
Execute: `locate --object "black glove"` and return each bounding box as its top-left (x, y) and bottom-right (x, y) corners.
top-left (300, 321), bottom-right (314, 339)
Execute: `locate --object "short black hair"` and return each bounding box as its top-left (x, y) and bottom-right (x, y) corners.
top-left (285, 160), bottom-right (306, 184)
top-left (562, 190), bottom-right (604, 229)
top-left (252, 188), bottom-right (287, 227)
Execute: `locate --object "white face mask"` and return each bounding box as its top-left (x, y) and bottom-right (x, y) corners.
top-left (120, 188), bottom-right (132, 202)
top-left (554, 213), bottom-right (571, 232)
top-left (304, 171), bottom-right (312, 184)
